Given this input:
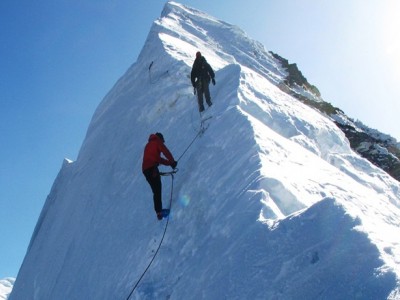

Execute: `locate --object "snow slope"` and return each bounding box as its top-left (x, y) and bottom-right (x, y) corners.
top-left (10, 2), bottom-right (400, 299)
top-left (0, 278), bottom-right (14, 300)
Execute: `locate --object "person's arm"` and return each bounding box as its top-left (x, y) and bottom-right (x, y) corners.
top-left (191, 64), bottom-right (197, 87)
top-left (207, 63), bottom-right (215, 80)
top-left (207, 63), bottom-right (216, 85)
top-left (159, 142), bottom-right (175, 166)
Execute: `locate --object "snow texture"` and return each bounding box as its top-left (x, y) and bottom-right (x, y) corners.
top-left (10, 2), bottom-right (400, 299)
top-left (0, 278), bottom-right (14, 300)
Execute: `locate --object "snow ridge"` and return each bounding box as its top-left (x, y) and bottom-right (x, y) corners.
top-left (10, 2), bottom-right (400, 299)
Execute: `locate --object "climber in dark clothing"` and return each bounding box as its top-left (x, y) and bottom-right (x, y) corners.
top-left (142, 133), bottom-right (177, 220)
top-left (191, 51), bottom-right (216, 112)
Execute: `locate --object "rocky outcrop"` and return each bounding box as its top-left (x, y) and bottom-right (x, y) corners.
top-left (271, 51), bottom-right (400, 181)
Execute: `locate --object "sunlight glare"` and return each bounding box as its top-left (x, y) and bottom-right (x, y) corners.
top-left (179, 194), bottom-right (191, 207)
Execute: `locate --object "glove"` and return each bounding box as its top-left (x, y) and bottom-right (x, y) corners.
top-left (193, 87), bottom-right (196, 95)
top-left (212, 78), bottom-right (216, 85)
top-left (171, 161), bottom-right (178, 169)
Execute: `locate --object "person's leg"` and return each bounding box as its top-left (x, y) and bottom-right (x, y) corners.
top-left (151, 175), bottom-right (162, 213)
top-left (197, 87), bottom-right (205, 112)
top-left (144, 168), bottom-right (162, 213)
top-left (204, 82), bottom-right (212, 106)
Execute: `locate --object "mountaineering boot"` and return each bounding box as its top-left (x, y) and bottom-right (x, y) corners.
top-left (199, 105), bottom-right (205, 112)
top-left (206, 100), bottom-right (212, 107)
top-left (156, 211), bottom-right (163, 220)
top-left (162, 209), bottom-right (170, 218)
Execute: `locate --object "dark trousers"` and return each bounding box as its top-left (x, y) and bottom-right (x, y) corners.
top-left (143, 167), bottom-right (162, 213)
top-left (196, 78), bottom-right (211, 111)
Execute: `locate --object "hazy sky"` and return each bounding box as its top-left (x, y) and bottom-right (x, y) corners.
top-left (1, 0), bottom-right (399, 279)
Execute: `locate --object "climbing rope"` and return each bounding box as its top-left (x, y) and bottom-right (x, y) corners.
top-left (176, 128), bottom-right (203, 163)
top-left (177, 111), bottom-right (211, 162)
top-left (126, 171), bottom-right (176, 300)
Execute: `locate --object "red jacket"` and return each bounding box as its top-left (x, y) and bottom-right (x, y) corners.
top-left (142, 134), bottom-right (175, 171)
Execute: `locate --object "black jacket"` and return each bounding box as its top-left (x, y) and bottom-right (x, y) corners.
top-left (191, 57), bottom-right (215, 87)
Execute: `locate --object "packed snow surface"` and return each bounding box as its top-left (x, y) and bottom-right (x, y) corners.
top-left (0, 278), bottom-right (14, 300)
top-left (10, 2), bottom-right (400, 299)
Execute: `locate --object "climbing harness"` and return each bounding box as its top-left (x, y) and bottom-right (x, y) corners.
top-left (126, 171), bottom-right (176, 300)
top-left (159, 168), bottom-right (178, 176)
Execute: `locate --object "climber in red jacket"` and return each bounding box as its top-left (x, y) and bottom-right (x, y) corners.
top-left (142, 132), bottom-right (177, 220)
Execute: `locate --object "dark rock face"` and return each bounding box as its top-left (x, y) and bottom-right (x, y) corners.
top-left (335, 122), bottom-right (400, 180)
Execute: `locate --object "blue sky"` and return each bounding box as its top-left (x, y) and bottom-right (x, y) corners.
top-left (1, 0), bottom-right (399, 279)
